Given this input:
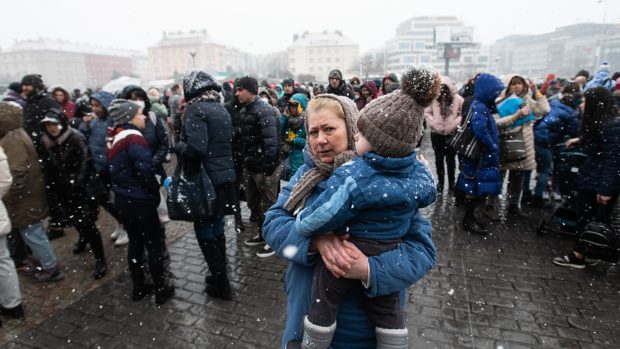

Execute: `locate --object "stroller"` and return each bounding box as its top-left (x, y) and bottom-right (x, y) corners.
top-left (536, 146), bottom-right (588, 236)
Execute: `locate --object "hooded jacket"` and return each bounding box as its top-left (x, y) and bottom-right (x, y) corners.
top-left (51, 86), bottom-right (76, 119)
top-left (0, 102), bottom-right (49, 227)
top-left (424, 77), bottom-right (464, 135)
top-left (458, 73), bottom-right (505, 196)
top-left (40, 112), bottom-right (101, 225)
top-left (326, 76), bottom-right (355, 100)
top-left (23, 90), bottom-right (60, 148)
top-left (80, 91), bottom-right (115, 173)
top-left (355, 81), bottom-right (379, 111)
top-left (585, 67), bottom-right (615, 92)
top-left (2, 90), bottom-right (26, 108)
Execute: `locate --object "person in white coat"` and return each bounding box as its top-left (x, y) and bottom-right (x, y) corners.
top-left (0, 146), bottom-right (24, 324)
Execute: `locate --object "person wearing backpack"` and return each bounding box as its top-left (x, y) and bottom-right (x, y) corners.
top-left (553, 87), bottom-right (620, 269)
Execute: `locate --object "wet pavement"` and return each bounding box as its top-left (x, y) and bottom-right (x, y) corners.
top-left (1, 132), bottom-right (620, 349)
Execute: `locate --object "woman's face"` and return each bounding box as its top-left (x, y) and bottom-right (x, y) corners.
top-left (509, 79), bottom-right (524, 95)
top-left (53, 91), bottom-right (66, 104)
top-left (307, 108), bottom-right (348, 164)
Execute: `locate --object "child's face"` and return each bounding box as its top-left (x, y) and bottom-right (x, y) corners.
top-left (354, 132), bottom-right (373, 156)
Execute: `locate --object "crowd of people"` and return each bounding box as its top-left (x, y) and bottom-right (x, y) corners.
top-left (0, 60), bottom-right (618, 348)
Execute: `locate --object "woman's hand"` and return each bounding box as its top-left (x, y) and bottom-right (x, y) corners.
top-left (565, 137), bottom-right (580, 148)
top-left (417, 154), bottom-right (430, 167)
top-left (312, 234), bottom-right (358, 278)
top-left (597, 194), bottom-right (611, 204)
top-left (519, 106), bottom-right (530, 118)
top-left (529, 80), bottom-right (538, 95)
top-left (340, 240), bottom-right (369, 282)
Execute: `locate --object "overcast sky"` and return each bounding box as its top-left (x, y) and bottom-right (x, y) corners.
top-left (2, 0), bottom-right (618, 55)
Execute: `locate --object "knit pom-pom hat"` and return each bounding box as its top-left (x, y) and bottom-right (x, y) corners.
top-left (357, 65), bottom-right (441, 157)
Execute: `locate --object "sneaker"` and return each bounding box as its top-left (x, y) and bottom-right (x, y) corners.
top-left (115, 227), bottom-right (129, 246)
top-left (17, 262), bottom-right (41, 276)
top-left (110, 224), bottom-right (121, 240)
top-left (552, 191), bottom-right (563, 202)
top-left (33, 265), bottom-right (64, 282)
top-left (0, 304), bottom-right (24, 319)
top-left (552, 254), bottom-right (586, 269)
top-left (483, 206), bottom-right (501, 222)
top-left (462, 220), bottom-right (488, 235)
top-left (159, 213), bottom-right (170, 223)
top-left (256, 245), bottom-right (275, 258)
top-left (244, 235), bottom-right (265, 247)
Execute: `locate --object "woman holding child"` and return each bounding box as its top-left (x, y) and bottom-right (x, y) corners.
top-left (263, 66), bottom-right (439, 349)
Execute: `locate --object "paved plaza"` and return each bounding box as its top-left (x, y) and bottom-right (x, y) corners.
top-left (1, 133), bottom-right (619, 349)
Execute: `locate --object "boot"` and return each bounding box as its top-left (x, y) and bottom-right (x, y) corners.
top-left (463, 198), bottom-right (488, 235)
top-left (522, 190), bottom-right (533, 206)
top-left (155, 282), bottom-right (175, 305)
top-left (301, 316), bottom-right (336, 349)
top-left (508, 203), bottom-right (530, 218)
top-left (131, 270), bottom-right (153, 301)
top-left (376, 327), bottom-right (409, 349)
top-left (234, 211), bottom-right (245, 232)
top-left (93, 259), bottom-right (107, 280)
top-left (72, 234), bottom-right (88, 254)
top-left (0, 304), bottom-right (24, 319)
top-left (531, 195), bottom-right (553, 209)
top-left (199, 239), bottom-right (232, 300)
top-left (483, 205), bottom-right (501, 222)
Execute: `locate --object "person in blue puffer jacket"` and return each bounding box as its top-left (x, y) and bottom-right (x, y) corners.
top-left (264, 86), bottom-right (437, 348)
top-left (457, 73), bottom-right (505, 235)
top-left (532, 83), bottom-right (581, 207)
top-left (295, 67), bottom-right (439, 349)
top-left (553, 87), bottom-right (620, 269)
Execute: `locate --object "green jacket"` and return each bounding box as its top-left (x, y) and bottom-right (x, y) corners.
top-left (279, 112), bottom-right (306, 180)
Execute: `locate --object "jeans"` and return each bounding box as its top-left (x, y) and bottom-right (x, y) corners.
top-left (18, 222), bottom-right (57, 270)
top-left (534, 145), bottom-right (553, 197)
top-left (0, 236), bottom-right (21, 308)
top-left (244, 166), bottom-right (282, 237)
top-left (195, 216), bottom-right (225, 242)
top-left (430, 132), bottom-right (456, 188)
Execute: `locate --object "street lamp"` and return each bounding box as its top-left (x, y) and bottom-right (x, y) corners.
top-left (189, 51), bottom-right (197, 68)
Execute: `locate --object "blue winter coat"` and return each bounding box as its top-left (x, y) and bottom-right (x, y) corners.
top-left (107, 125), bottom-right (160, 205)
top-left (457, 73), bottom-right (505, 196)
top-left (578, 117), bottom-right (620, 196)
top-left (80, 91), bottom-right (114, 174)
top-left (296, 151), bottom-right (436, 242)
top-left (534, 99), bottom-right (580, 147)
top-left (585, 68), bottom-right (615, 92)
top-left (263, 150), bottom-right (437, 349)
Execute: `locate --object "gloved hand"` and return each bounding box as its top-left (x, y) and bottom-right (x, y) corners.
top-left (286, 131), bottom-right (297, 143)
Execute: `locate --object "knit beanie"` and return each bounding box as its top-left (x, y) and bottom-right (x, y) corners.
top-left (109, 99), bottom-right (140, 126)
top-left (234, 76), bottom-right (258, 95)
top-left (357, 65), bottom-right (441, 158)
top-left (21, 74), bottom-right (44, 91)
top-left (8, 82), bottom-right (21, 94)
top-left (283, 78), bottom-right (295, 87)
top-left (328, 69), bottom-right (343, 80)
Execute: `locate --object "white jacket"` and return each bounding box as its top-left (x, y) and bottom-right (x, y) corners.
top-left (0, 146), bottom-right (12, 235)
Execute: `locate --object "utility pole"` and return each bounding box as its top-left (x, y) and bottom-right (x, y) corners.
top-left (189, 51), bottom-right (197, 68)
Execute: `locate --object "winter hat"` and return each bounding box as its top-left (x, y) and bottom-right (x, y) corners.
top-left (357, 65), bottom-right (441, 158)
top-left (119, 85), bottom-right (151, 114)
top-left (8, 82), bottom-right (21, 94)
top-left (21, 74), bottom-right (44, 90)
top-left (290, 93), bottom-right (309, 111)
top-left (109, 99), bottom-right (140, 126)
top-left (183, 69), bottom-right (221, 100)
top-left (600, 61), bottom-right (611, 72)
top-left (328, 70), bottom-right (343, 80)
top-left (282, 78), bottom-right (295, 87)
top-left (234, 76), bottom-right (258, 95)
top-left (90, 91), bottom-right (115, 112)
top-left (40, 108), bottom-right (69, 136)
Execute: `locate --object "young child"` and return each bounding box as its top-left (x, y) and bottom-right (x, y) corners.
top-left (296, 66), bottom-right (441, 349)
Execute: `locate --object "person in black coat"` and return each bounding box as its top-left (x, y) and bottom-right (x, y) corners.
top-left (21, 74), bottom-right (60, 150)
top-left (224, 94), bottom-right (245, 232)
top-left (175, 69), bottom-right (237, 300)
top-left (276, 79), bottom-right (296, 113)
top-left (39, 109), bottom-right (107, 280)
top-left (553, 87), bottom-right (620, 269)
top-left (234, 76), bottom-right (281, 252)
top-left (326, 70), bottom-right (355, 100)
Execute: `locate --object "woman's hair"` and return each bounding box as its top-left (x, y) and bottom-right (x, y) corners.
top-left (306, 97), bottom-right (345, 123)
top-left (507, 75), bottom-right (529, 96)
top-left (581, 87), bottom-right (618, 141)
top-left (438, 84), bottom-right (453, 117)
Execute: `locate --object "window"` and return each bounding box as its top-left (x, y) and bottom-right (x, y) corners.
top-left (334, 57), bottom-right (340, 62)
top-left (309, 49), bottom-right (314, 54)
top-left (478, 56), bottom-right (488, 63)
top-left (309, 58), bottom-right (314, 63)
top-left (310, 67), bottom-right (314, 72)
top-left (463, 56), bottom-right (473, 63)
top-left (415, 41), bottom-right (425, 50)
top-left (420, 55), bottom-right (430, 63)
top-left (403, 56), bottom-right (416, 63)
top-left (398, 42), bottom-right (411, 51)
top-left (326, 57), bottom-right (331, 63)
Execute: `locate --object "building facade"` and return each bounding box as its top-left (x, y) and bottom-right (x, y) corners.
top-left (488, 23), bottom-right (620, 79)
top-left (0, 38), bottom-right (146, 89)
top-left (148, 30), bottom-right (253, 80)
top-left (287, 31), bottom-right (359, 81)
top-left (374, 16), bottom-right (489, 83)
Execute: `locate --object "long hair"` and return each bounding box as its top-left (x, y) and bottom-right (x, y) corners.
top-left (581, 87), bottom-right (617, 141)
top-left (437, 84), bottom-right (453, 117)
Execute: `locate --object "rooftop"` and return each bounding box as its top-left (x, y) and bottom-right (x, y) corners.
top-left (289, 31), bottom-right (358, 48)
top-left (3, 38), bottom-right (143, 57)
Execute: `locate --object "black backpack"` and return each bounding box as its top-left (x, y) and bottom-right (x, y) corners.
top-left (577, 205), bottom-right (619, 263)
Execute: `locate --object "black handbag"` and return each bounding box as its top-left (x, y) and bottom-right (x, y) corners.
top-left (166, 156), bottom-right (217, 222)
top-left (498, 126), bottom-right (527, 163)
top-left (577, 204), bottom-right (619, 263)
top-left (448, 108), bottom-right (481, 161)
